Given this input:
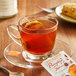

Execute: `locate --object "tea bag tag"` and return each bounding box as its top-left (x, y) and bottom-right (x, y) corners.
top-left (41, 51), bottom-right (76, 76)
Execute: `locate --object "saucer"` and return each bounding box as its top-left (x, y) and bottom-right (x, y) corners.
top-left (4, 39), bottom-right (72, 68)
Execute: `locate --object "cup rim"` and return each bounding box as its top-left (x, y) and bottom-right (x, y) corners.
top-left (18, 16), bottom-right (58, 31)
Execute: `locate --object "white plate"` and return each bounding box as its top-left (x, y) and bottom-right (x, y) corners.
top-left (55, 2), bottom-right (76, 23)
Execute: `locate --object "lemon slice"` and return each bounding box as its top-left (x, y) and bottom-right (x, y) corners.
top-left (25, 21), bottom-right (43, 29)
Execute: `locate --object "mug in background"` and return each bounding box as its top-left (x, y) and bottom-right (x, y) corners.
top-left (0, 0), bottom-right (18, 19)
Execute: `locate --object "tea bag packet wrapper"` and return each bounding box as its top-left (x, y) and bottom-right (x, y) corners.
top-left (41, 51), bottom-right (76, 76)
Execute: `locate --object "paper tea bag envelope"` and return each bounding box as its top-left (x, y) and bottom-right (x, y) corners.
top-left (41, 51), bottom-right (76, 76)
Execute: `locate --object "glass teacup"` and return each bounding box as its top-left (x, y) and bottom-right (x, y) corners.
top-left (7, 15), bottom-right (58, 62)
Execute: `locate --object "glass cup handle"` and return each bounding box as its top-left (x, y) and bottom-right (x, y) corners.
top-left (7, 25), bottom-right (22, 46)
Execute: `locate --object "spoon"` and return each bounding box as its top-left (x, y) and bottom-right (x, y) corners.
top-left (37, 5), bottom-right (56, 13)
top-left (0, 66), bottom-right (24, 76)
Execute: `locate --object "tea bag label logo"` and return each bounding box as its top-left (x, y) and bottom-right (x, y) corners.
top-left (48, 58), bottom-right (64, 71)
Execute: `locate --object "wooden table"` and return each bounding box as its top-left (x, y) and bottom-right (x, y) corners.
top-left (0, 0), bottom-right (76, 76)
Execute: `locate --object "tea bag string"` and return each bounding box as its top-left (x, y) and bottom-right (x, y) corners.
top-left (25, 17), bottom-right (31, 23)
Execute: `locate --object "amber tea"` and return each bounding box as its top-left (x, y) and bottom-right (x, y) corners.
top-left (20, 20), bottom-right (57, 55)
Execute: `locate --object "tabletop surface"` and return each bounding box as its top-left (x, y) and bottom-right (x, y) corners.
top-left (0, 0), bottom-right (76, 76)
